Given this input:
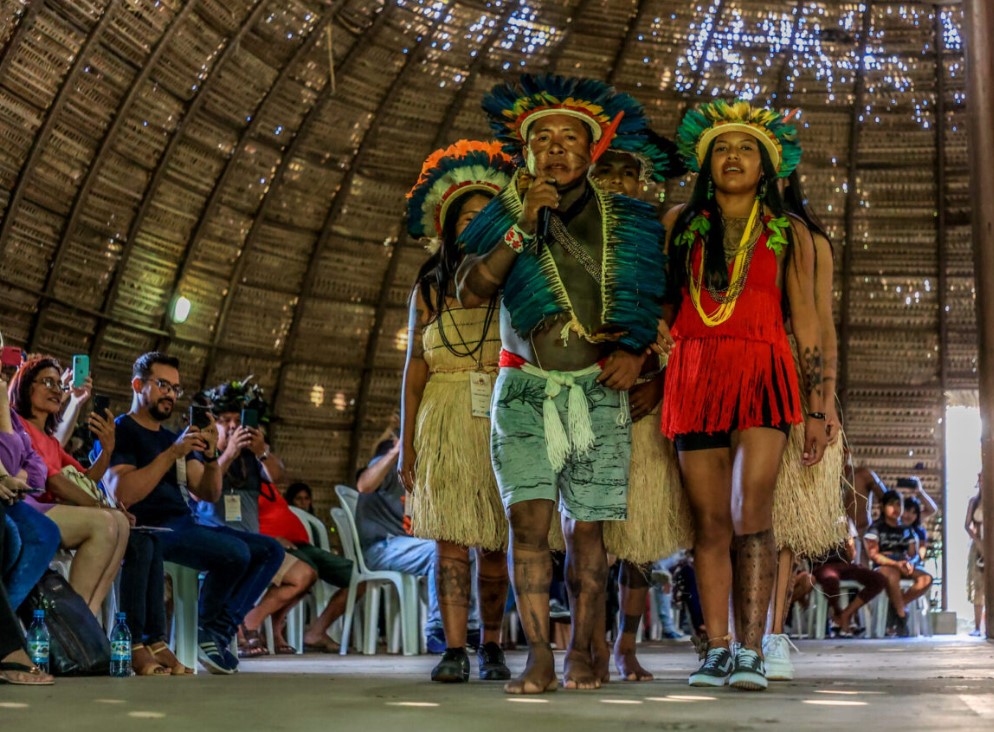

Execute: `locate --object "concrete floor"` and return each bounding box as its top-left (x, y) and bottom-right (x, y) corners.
top-left (2, 638), bottom-right (993, 731)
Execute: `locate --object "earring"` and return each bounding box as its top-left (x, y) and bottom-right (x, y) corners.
top-left (706, 179), bottom-right (714, 200)
top-left (758, 178), bottom-right (768, 200)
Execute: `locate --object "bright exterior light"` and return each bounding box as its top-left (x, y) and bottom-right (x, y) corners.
top-left (172, 296), bottom-right (192, 324)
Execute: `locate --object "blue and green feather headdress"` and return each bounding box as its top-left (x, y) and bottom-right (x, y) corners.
top-left (676, 100), bottom-right (801, 178)
top-left (608, 129), bottom-right (686, 183)
top-left (482, 74), bottom-right (648, 160)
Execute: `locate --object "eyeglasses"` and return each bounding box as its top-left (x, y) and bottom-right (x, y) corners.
top-left (35, 377), bottom-right (69, 393)
top-left (147, 378), bottom-right (184, 398)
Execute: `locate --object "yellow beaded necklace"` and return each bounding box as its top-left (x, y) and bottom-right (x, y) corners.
top-left (688, 198), bottom-right (761, 327)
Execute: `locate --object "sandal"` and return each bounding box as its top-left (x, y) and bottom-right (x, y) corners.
top-left (238, 628), bottom-right (268, 658)
top-left (148, 641), bottom-right (194, 675)
top-left (275, 643), bottom-right (296, 655)
top-left (132, 644), bottom-right (171, 677)
top-left (303, 637), bottom-right (340, 654)
top-left (0, 661), bottom-right (55, 686)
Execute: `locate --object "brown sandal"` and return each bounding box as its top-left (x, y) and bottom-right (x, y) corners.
top-left (132, 644), bottom-right (171, 677)
top-left (0, 661), bottom-right (54, 686)
top-left (148, 641), bottom-right (194, 675)
top-left (238, 628), bottom-right (268, 658)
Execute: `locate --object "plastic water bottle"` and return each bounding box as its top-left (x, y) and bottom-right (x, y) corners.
top-left (110, 612), bottom-right (132, 677)
top-left (26, 609), bottom-right (50, 673)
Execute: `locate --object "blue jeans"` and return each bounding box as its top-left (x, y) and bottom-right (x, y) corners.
top-left (156, 515), bottom-right (284, 639)
top-left (364, 535), bottom-right (480, 634)
top-left (3, 502), bottom-right (61, 611)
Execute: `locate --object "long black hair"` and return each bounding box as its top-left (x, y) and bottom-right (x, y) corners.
top-left (782, 170), bottom-right (832, 254)
top-left (669, 142), bottom-right (791, 294)
top-left (413, 191), bottom-right (494, 321)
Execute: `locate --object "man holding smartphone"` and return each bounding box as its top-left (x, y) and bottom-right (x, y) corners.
top-left (103, 352), bottom-right (283, 675)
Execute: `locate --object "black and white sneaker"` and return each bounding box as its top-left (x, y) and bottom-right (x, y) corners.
top-left (728, 647), bottom-right (767, 691)
top-left (688, 647), bottom-right (733, 687)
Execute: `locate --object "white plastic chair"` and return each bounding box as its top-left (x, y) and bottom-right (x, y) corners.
top-left (331, 494), bottom-right (420, 656)
top-left (810, 579), bottom-right (872, 639)
top-left (870, 578), bottom-right (932, 638)
top-left (164, 561), bottom-right (200, 673)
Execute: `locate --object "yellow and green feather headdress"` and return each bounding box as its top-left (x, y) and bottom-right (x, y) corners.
top-left (677, 100), bottom-right (801, 178)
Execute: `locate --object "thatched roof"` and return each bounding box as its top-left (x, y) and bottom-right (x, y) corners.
top-left (0, 1), bottom-right (972, 521)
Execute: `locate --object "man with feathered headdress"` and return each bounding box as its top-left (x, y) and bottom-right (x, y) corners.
top-left (455, 74), bottom-right (666, 695)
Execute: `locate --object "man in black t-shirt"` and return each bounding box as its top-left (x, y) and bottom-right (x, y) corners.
top-left (104, 352), bottom-right (283, 675)
top-left (863, 490), bottom-right (933, 636)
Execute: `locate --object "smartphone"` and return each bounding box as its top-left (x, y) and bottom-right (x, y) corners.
top-left (189, 405), bottom-right (213, 430)
top-left (240, 408), bottom-right (259, 429)
top-left (93, 394), bottom-right (111, 415)
top-left (0, 346), bottom-right (22, 368)
top-left (72, 354), bottom-right (90, 388)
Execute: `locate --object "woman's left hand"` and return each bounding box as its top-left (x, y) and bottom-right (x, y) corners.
top-left (88, 409), bottom-right (116, 453)
top-left (802, 415), bottom-right (828, 466)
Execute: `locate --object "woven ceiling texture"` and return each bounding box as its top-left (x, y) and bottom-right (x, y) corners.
top-left (0, 0), bottom-right (973, 522)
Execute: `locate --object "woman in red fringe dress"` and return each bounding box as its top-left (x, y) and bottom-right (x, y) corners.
top-left (660, 102), bottom-right (828, 691)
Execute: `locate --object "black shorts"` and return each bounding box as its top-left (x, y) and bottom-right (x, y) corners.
top-left (673, 373), bottom-right (793, 452)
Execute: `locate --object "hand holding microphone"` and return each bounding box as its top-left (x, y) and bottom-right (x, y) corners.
top-left (517, 176), bottom-right (560, 254)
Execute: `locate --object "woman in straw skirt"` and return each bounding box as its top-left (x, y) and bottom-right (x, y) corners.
top-left (400, 140), bottom-right (516, 684)
top-left (764, 167), bottom-right (849, 681)
top-left (588, 129), bottom-right (693, 682)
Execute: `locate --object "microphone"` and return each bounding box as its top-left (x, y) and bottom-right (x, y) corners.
top-left (535, 207), bottom-right (552, 256)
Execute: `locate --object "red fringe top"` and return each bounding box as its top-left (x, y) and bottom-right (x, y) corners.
top-left (660, 228), bottom-right (803, 438)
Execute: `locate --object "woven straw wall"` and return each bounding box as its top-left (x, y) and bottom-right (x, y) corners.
top-left (0, 1), bottom-right (974, 538)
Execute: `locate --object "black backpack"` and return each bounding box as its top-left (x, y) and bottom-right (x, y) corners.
top-left (18, 570), bottom-right (111, 676)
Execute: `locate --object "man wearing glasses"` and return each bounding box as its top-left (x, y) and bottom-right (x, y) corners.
top-left (103, 352), bottom-right (284, 674)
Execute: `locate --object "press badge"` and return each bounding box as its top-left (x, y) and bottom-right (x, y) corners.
top-left (469, 371), bottom-right (493, 418)
top-left (224, 493), bottom-right (242, 523)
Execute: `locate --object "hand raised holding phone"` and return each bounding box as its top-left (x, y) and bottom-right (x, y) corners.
top-left (171, 427), bottom-right (208, 459)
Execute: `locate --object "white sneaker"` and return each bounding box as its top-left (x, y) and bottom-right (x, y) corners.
top-left (762, 633), bottom-right (797, 681)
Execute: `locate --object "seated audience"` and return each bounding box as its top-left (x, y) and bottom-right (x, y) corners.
top-left (8, 358), bottom-right (128, 617)
top-left (13, 356), bottom-right (190, 675)
top-left (0, 501), bottom-right (54, 686)
top-left (104, 352), bottom-right (283, 674)
top-left (652, 552), bottom-right (688, 640)
top-left (811, 534), bottom-right (887, 636)
top-left (285, 482), bottom-right (315, 515)
top-left (357, 433), bottom-right (480, 652)
top-left (258, 481), bottom-right (365, 652)
top-left (902, 496), bottom-right (929, 571)
top-left (863, 489), bottom-right (933, 636)
top-left (1, 374), bottom-right (60, 613)
top-left (196, 383), bottom-right (315, 657)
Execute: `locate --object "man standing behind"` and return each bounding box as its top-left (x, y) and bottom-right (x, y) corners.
top-left (103, 352), bottom-right (283, 674)
top-left (456, 74), bottom-right (666, 694)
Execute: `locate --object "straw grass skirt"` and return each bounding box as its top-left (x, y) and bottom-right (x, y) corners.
top-left (410, 372), bottom-right (507, 552)
top-left (772, 340), bottom-right (848, 556)
top-left (968, 541), bottom-right (985, 604)
top-left (603, 403), bottom-right (693, 564)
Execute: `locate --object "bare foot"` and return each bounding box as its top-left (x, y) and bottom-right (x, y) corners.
top-left (590, 638), bottom-right (611, 684)
top-left (504, 646), bottom-right (558, 695)
top-left (563, 649), bottom-right (602, 690)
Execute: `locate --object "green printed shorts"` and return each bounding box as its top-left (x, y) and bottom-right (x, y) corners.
top-left (490, 365), bottom-right (631, 522)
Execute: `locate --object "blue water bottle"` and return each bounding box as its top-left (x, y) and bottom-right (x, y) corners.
top-left (26, 609), bottom-right (50, 673)
top-left (110, 612), bottom-right (132, 677)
